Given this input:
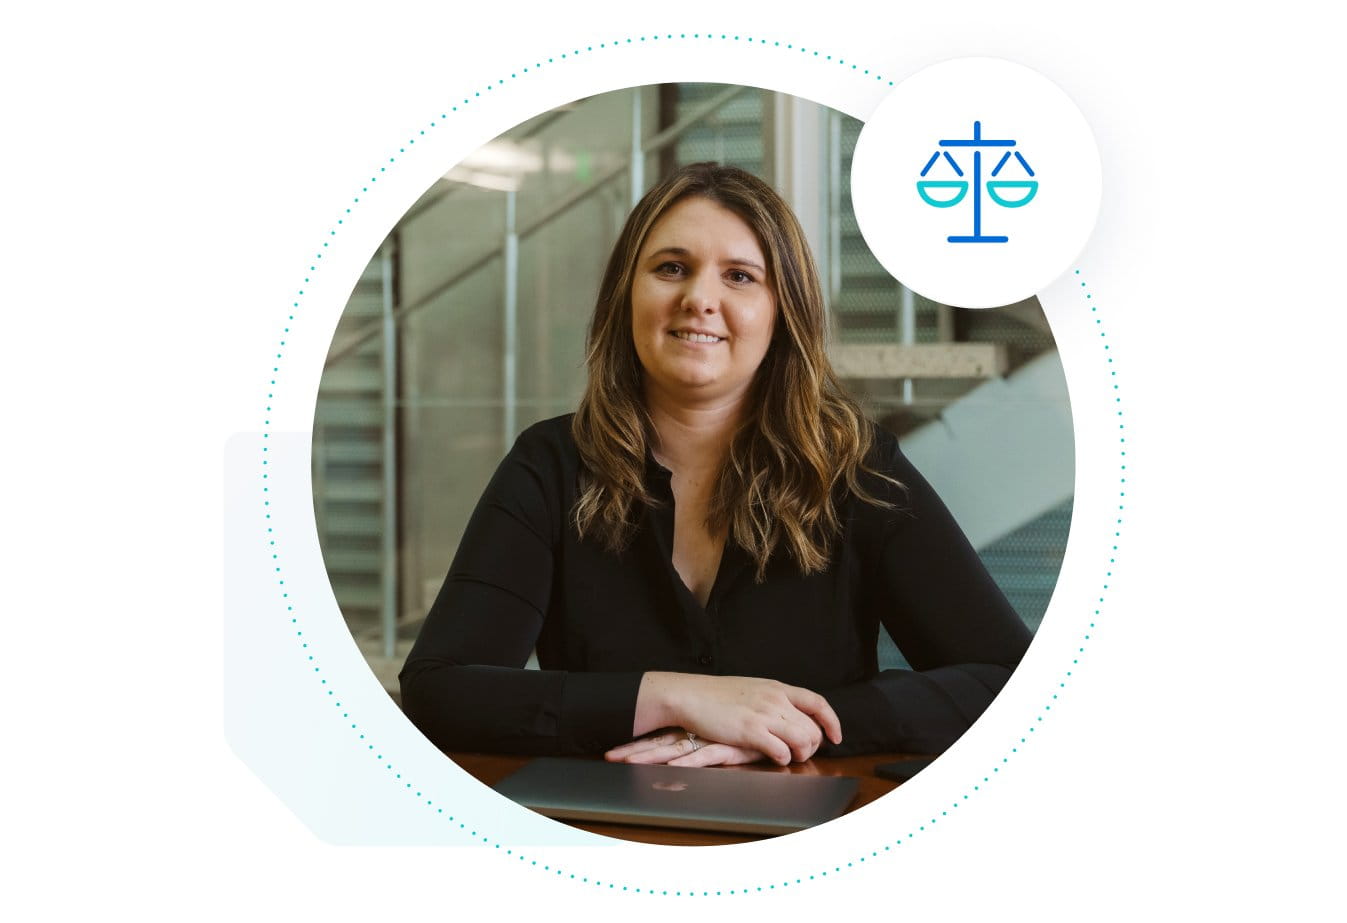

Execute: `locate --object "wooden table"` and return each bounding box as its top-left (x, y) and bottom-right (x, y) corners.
top-left (451, 751), bottom-right (926, 846)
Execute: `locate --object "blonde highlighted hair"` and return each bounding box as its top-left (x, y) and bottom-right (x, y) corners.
top-left (572, 162), bottom-right (894, 579)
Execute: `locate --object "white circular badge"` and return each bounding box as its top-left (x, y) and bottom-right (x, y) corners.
top-left (852, 57), bottom-right (1102, 308)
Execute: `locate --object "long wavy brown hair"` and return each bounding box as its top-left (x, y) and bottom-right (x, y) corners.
top-left (572, 162), bottom-right (895, 579)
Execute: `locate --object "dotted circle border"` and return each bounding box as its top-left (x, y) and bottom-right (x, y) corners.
top-left (259, 34), bottom-right (1122, 896)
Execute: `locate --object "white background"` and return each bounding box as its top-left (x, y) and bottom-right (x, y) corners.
top-left (4, 2), bottom-right (1344, 920)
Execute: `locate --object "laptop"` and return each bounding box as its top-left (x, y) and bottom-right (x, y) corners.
top-left (492, 757), bottom-right (859, 836)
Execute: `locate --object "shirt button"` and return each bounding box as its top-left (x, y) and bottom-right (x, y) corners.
top-left (698, 653), bottom-right (713, 667)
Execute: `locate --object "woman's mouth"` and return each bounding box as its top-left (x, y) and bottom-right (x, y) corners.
top-left (670, 330), bottom-right (724, 344)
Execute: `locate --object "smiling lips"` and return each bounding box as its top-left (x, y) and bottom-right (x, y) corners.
top-left (670, 330), bottom-right (725, 343)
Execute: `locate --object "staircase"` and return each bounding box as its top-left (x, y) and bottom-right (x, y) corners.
top-left (314, 255), bottom-right (390, 644)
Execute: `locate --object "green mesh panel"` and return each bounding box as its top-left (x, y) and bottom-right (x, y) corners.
top-left (877, 498), bottom-right (1071, 670)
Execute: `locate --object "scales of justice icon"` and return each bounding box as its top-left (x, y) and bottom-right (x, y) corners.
top-left (917, 120), bottom-right (1038, 244)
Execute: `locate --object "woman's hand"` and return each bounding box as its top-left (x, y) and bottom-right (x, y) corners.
top-left (632, 672), bottom-right (842, 766)
top-left (605, 729), bottom-right (767, 767)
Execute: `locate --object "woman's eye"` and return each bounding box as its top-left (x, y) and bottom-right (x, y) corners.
top-left (726, 269), bottom-right (755, 284)
top-left (655, 262), bottom-right (685, 276)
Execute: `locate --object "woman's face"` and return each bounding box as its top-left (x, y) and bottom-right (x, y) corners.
top-left (630, 196), bottom-right (777, 408)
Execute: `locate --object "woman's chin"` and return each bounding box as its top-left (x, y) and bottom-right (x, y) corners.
top-left (648, 361), bottom-right (720, 392)
top-left (655, 369), bottom-right (727, 395)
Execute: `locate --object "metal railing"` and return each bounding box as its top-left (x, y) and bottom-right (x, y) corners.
top-left (324, 85), bottom-right (748, 371)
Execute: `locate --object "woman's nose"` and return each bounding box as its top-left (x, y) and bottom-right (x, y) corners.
top-left (680, 273), bottom-right (719, 313)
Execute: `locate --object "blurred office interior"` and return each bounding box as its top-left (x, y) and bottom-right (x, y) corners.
top-left (313, 84), bottom-right (1074, 692)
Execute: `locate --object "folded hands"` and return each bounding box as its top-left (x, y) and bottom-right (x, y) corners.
top-left (607, 671), bottom-right (842, 767)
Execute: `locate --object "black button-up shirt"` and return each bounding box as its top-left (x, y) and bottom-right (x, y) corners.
top-left (400, 414), bottom-right (1031, 757)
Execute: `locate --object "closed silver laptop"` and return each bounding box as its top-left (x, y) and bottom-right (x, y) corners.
top-left (493, 757), bottom-right (859, 836)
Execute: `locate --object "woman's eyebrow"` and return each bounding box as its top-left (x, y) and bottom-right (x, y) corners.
top-left (644, 246), bottom-right (765, 273)
top-left (724, 257), bottom-right (766, 273)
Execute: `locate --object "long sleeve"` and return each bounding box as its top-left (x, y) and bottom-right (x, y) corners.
top-left (818, 437), bottom-right (1033, 756)
top-left (398, 426), bottom-right (644, 756)
top-left (401, 416), bottom-right (1033, 761)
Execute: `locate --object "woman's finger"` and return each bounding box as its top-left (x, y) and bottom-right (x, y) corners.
top-left (612, 735), bottom-right (700, 765)
top-left (743, 727), bottom-right (793, 766)
top-left (746, 683), bottom-right (832, 761)
top-left (604, 741), bottom-right (650, 760)
top-left (772, 710), bottom-right (824, 763)
top-left (667, 743), bottom-right (764, 768)
top-left (605, 730), bottom-right (685, 760)
top-left (784, 686), bottom-right (843, 745)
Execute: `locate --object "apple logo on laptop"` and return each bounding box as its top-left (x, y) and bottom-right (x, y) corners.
top-left (651, 781), bottom-right (688, 792)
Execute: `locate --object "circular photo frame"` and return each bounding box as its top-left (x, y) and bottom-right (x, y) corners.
top-left (224, 38), bottom-right (1121, 894)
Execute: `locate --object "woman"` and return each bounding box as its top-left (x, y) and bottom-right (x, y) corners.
top-left (400, 162), bottom-right (1031, 768)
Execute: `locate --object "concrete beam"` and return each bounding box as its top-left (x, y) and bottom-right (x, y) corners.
top-left (831, 343), bottom-right (1009, 379)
